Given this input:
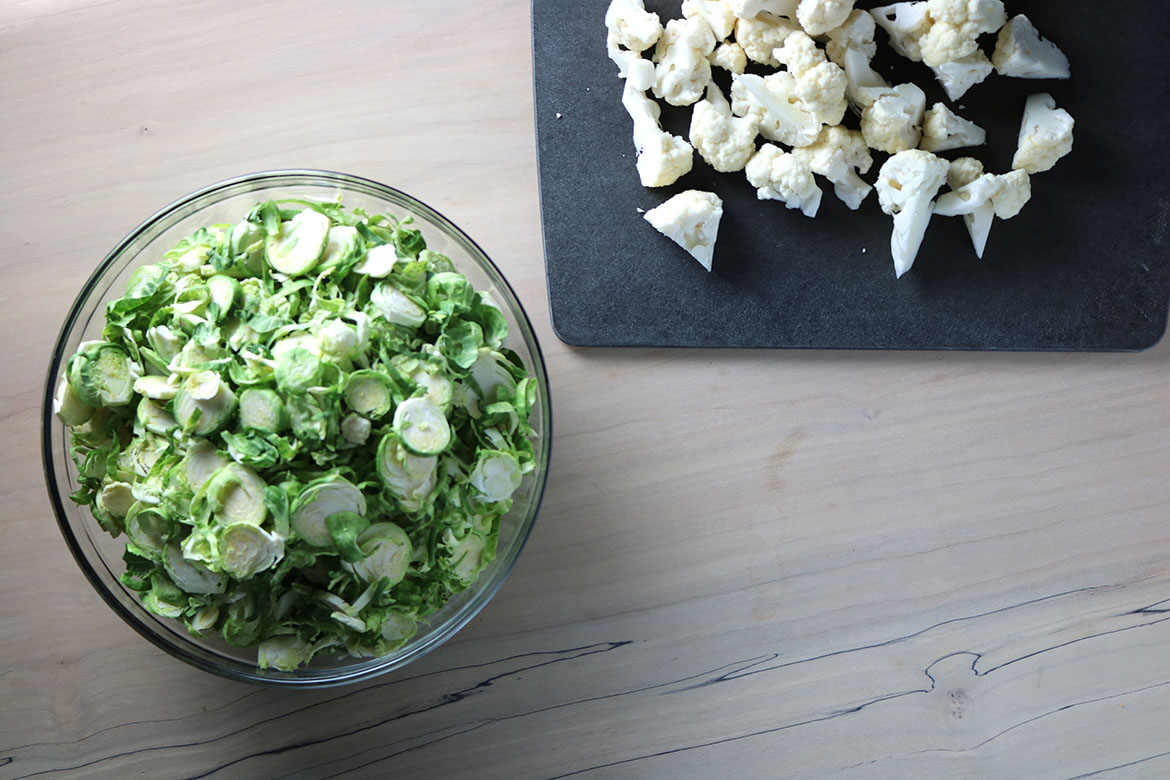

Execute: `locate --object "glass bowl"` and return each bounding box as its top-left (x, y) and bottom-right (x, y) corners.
top-left (41, 170), bottom-right (551, 687)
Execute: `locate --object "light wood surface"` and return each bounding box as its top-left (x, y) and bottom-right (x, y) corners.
top-left (3, 2), bottom-right (1169, 778)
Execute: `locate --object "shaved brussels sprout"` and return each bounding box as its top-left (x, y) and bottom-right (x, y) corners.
top-left (59, 198), bottom-right (540, 670)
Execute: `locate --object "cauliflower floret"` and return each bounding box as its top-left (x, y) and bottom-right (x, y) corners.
top-left (730, 0), bottom-right (799, 19)
top-left (875, 149), bottom-right (950, 277)
top-left (643, 190), bottom-right (725, 271)
top-left (745, 144), bottom-right (824, 217)
top-left (947, 156), bottom-right (984, 189)
top-left (796, 0), bottom-right (855, 37)
top-left (791, 125), bottom-right (874, 210)
top-left (607, 34), bottom-right (657, 90)
top-left (1012, 93), bottom-right (1074, 174)
top-left (917, 0), bottom-right (1005, 67)
top-left (774, 32), bottom-right (848, 126)
top-left (683, 0), bottom-right (737, 40)
top-left (690, 83), bottom-right (759, 173)
top-left (653, 16), bottom-right (717, 106)
top-left (992, 14), bottom-right (1071, 79)
top-left (869, 2), bottom-right (931, 62)
top-left (825, 9), bottom-right (890, 108)
top-left (735, 13), bottom-right (800, 66)
top-left (934, 169), bottom-right (1031, 256)
top-left (860, 82), bottom-right (926, 154)
top-left (709, 41), bottom-right (748, 73)
top-left (930, 51), bottom-right (994, 100)
top-left (605, 0), bottom-right (663, 53)
top-left (622, 81), bottom-right (695, 187)
top-left (730, 72), bottom-right (822, 148)
top-left (920, 102), bottom-right (986, 152)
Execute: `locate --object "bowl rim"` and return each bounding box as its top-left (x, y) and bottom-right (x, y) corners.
top-left (41, 169), bottom-right (552, 687)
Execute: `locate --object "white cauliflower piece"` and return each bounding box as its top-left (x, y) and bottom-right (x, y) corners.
top-left (690, 83), bottom-right (759, 173)
top-left (653, 16), bottom-right (717, 106)
top-left (920, 102), bottom-right (986, 152)
top-left (947, 156), bottom-right (984, 189)
top-left (774, 32), bottom-right (848, 125)
top-left (934, 169), bottom-right (1031, 257)
top-left (730, 72), bottom-right (822, 148)
top-left (869, 2), bottom-right (931, 62)
top-left (917, 0), bottom-right (1005, 67)
top-left (735, 13), bottom-right (800, 66)
top-left (730, 0), bottom-right (799, 19)
top-left (992, 14), bottom-right (1071, 79)
top-left (796, 0), bottom-right (855, 37)
top-left (605, 0), bottom-right (663, 53)
top-left (683, 0), bottom-right (737, 40)
top-left (860, 82), bottom-right (926, 154)
top-left (791, 125), bottom-right (874, 210)
top-left (607, 34), bottom-right (657, 90)
top-left (930, 51), bottom-right (994, 100)
top-left (826, 9), bottom-right (890, 108)
top-left (644, 190), bottom-right (724, 271)
top-left (745, 144), bottom-right (824, 217)
top-left (1012, 92), bottom-right (1074, 174)
top-left (875, 149), bottom-right (950, 277)
top-left (709, 41), bottom-right (748, 73)
top-left (622, 81), bottom-right (695, 187)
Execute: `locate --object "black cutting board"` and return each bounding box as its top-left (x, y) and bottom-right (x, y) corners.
top-left (532, 0), bottom-right (1170, 350)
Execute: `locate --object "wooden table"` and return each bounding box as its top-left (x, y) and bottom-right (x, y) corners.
top-left (3, 2), bottom-right (1168, 777)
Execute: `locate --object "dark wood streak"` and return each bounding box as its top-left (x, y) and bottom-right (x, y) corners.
top-left (2, 689), bottom-right (265, 754)
top-left (4, 642), bottom-right (631, 780)
top-left (912, 678), bottom-right (1170, 756)
top-left (1067, 748), bottom-right (1170, 779)
top-left (182, 642), bottom-right (633, 780)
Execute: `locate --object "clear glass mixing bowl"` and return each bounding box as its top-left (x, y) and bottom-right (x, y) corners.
top-left (41, 170), bottom-right (551, 686)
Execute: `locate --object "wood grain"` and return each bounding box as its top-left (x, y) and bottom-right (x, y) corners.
top-left (2, 1), bottom-right (1168, 778)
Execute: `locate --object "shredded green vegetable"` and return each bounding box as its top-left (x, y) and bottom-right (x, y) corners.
top-left (56, 198), bottom-right (539, 671)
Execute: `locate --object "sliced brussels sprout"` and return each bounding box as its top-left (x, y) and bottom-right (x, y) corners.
top-left (173, 370), bottom-right (237, 435)
top-left (53, 374), bottom-right (94, 426)
top-left (136, 398), bottom-right (177, 435)
top-left (343, 523), bottom-right (412, 585)
top-left (344, 369), bottom-right (393, 419)
top-left (186, 604), bottom-right (221, 636)
top-left (442, 530), bottom-right (491, 588)
top-left (271, 331), bottom-right (320, 362)
top-left (275, 348), bottom-right (322, 393)
top-left (392, 397), bottom-right (451, 456)
top-left (133, 375), bottom-right (179, 401)
top-left (353, 243), bottom-right (398, 278)
top-left (369, 282), bottom-right (426, 328)
top-left (238, 388), bottom-right (289, 433)
top-left (468, 450), bottom-right (522, 503)
top-left (97, 480), bottom-right (136, 518)
top-left (207, 274), bottom-right (241, 316)
top-left (69, 343), bottom-right (136, 407)
top-left (265, 208), bottom-right (330, 276)
top-left (318, 225), bottom-right (360, 271)
top-left (206, 462), bottom-right (267, 525)
top-left (258, 635), bottom-right (313, 672)
top-left (376, 432), bottom-right (437, 512)
top-left (183, 438), bottom-right (228, 489)
top-left (469, 347), bottom-right (517, 409)
top-left (146, 324), bottom-right (183, 364)
top-left (219, 523), bottom-right (284, 579)
top-left (325, 511), bottom-right (370, 563)
top-left (316, 318), bottom-right (359, 359)
top-left (290, 476), bottom-right (367, 547)
top-left (412, 368), bottom-right (453, 413)
top-left (163, 544), bottom-right (228, 596)
top-left (124, 503), bottom-right (177, 556)
top-left (340, 413), bottom-right (371, 445)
